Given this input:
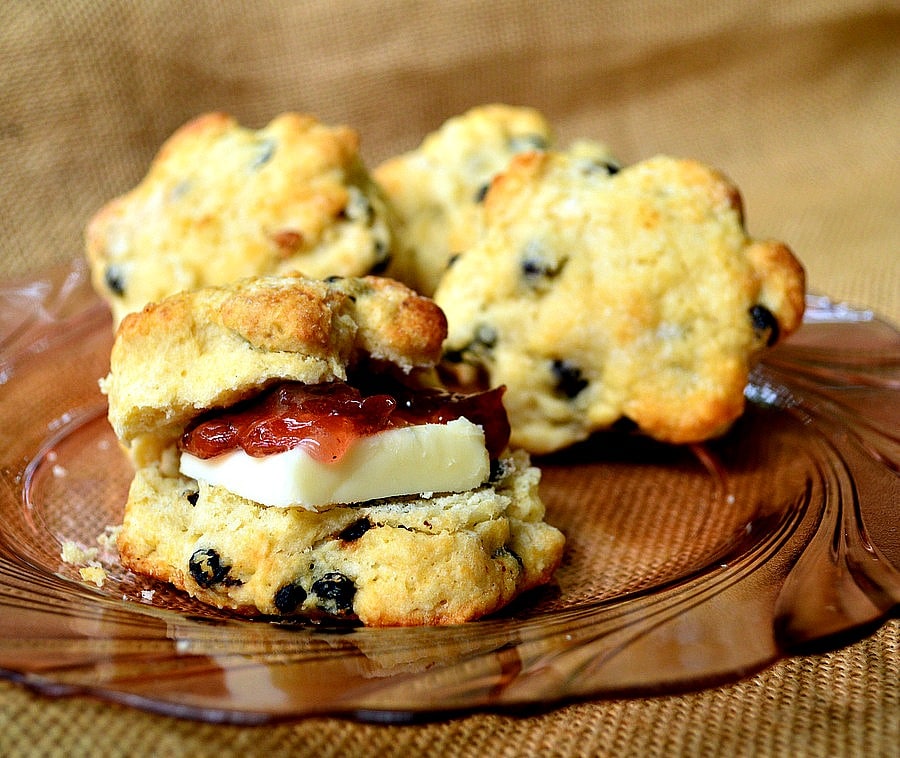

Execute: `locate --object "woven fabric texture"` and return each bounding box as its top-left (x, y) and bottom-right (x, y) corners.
top-left (1, 1), bottom-right (897, 755)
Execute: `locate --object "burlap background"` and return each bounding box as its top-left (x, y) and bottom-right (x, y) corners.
top-left (1, 1), bottom-right (897, 755)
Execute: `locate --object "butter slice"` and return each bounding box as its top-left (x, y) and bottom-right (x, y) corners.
top-left (179, 417), bottom-right (489, 509)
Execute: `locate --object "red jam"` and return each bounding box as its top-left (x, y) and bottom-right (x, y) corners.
top-left (180, 380), bottom-right (510, 464)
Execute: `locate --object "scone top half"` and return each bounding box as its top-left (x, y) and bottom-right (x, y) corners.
top-left (101, 274), bottom-right (448, 472)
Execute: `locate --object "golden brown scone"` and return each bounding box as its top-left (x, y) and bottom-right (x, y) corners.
top-left (103, 273), bottom-right (564, 626)
top-left (101, 274), bottom-right (446, 468)
top-left (375, 104), bottom-right (558, 295)
top-left (86, 112), bottom-right (398, 325)
top-left (435, 152), bottom-right (806, 453)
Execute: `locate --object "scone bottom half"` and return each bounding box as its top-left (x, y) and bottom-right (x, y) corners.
top-left (103, 274), bottom-right (565, 626)
top-left (118, 449), bottom-right (563, 626)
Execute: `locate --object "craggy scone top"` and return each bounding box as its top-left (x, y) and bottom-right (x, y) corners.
top-left (86, 112), bottom-right (398, 325)
top-left (101, 274), bottom-right (446, 467)
top-left (435, 152), bottom-right (806, 453)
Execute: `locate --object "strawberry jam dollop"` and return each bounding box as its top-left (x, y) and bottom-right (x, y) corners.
top-left (180, 380), bottom-right (510, 464)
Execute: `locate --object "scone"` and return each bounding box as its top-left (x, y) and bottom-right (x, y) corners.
top-left (434, 152), bottom-right (806, 454)
top-left (103, 274), bottom-right (565, 626)
top-left (375, 105), bottom-right (563, 295)
top-left (86, 112), bottom-right (398, 325)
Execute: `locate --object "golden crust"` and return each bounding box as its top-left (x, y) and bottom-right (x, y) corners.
top-left (744, 239), bottom-right (807, 337)
top-left (435, 152), bottom-right (806, 452)
top-left (102, 274), bottom-right (447, 463)
top-left (217, 276), bottom-right (348, 355)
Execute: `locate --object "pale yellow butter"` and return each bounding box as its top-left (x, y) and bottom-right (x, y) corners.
top-left (179, 417), bottom-right (489, 509)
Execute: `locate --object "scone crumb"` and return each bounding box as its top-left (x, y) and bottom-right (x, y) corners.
top-left (60, 526), bottom-right (122, 589)
top-left (79, 564), bottom-right (108, 587)
top-left (60, 540), bottom-right (98, 565)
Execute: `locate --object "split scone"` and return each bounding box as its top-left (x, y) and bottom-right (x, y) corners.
top-left (86, 112), bottom-right (399, 326)
top-left (103, 274), bottom-right (565, 626)
top-left (434, 152), bottom-right (806, 454)
top-left (376, 105), bottom-right (617, 296)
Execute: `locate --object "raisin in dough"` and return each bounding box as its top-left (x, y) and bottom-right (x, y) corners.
top-left (434, 152), bottom-right (806, 453)
top-left (86, 112), bottom-right (399, 325)
top-left (105, 274), bottom-right (565, 625)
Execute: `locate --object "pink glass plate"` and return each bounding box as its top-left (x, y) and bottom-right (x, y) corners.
top-left (0, 262), bottom-right (897, 724)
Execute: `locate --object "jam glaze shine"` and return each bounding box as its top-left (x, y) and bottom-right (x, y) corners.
top-left (180, 378), bottom-right (510, 464)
